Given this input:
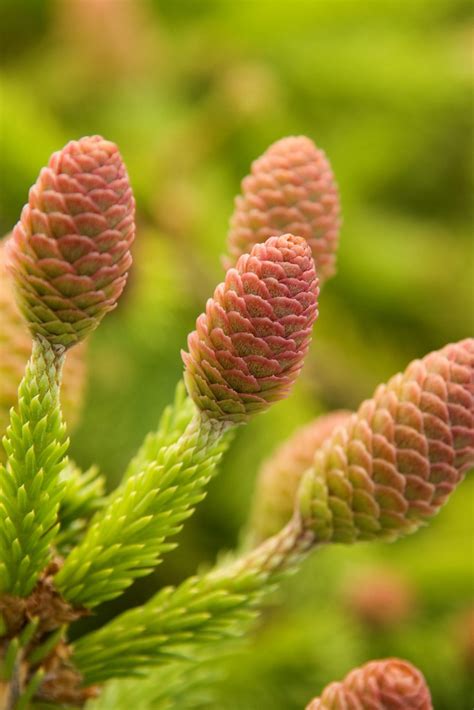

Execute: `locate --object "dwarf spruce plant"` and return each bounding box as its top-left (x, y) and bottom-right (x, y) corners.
top-left (0, 134), bottom-right (472, 709)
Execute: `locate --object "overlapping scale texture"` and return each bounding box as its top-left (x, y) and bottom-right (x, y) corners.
top-left (299, 339), bottom-right (474, 543)
top-left (183, 234), bottom-right (319, 423)
top-left (0, 242), bottom-right (87, 455)
top-left (7, 136), bottom-right (135, 348)
top-left (226, 136), bottom-right (341, 284)
top-left (248, 411), bottom-right (350, 543)
top-left (306, 658), bottom-right (432, 710)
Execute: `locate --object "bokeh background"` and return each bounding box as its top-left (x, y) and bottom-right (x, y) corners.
top-left (1, 0), bottom-right (473, 707)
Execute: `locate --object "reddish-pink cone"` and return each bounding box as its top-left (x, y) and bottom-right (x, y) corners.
top-left (7, 136), bottom-right (135, 348)
top-left (226, 136), bottom-right (341, 284)
top-left (299, 339), bottom-right (474, 543)
top-left (248, 411), bottom-right (350, 543)
top-left (306, 658), bottom-right (432, 710)
top-left (183, 234), bottom-right (319, 423)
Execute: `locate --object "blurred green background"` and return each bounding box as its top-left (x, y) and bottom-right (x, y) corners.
top-left (1, 0), bottom-right (473, 707)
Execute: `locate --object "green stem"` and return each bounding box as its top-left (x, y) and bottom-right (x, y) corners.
top-left (0, 337), bottom-right (68, 597)
top-left (72, 515), bottom-right (314, 684)
top-left (56, 410), bottom-right (233, 608)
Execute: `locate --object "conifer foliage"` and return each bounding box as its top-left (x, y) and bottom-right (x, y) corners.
top-left (0, 135), bottom-right (472, 707)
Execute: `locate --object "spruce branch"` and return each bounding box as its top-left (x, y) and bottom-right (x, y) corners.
top-left (0, 337), bottom-right (68, 597)
top-left (71, 516), bottom-right (312, 684)
top-left (55, 413), bottom-right (233, 607)
top-left (70, 341), bottom-right (472, 687)
top-left (56, 233), bottom-right (321, 609)
top-left (1, 129), bottom-right (467, 710)
top-left (70, 339), bottom-right (474, 688)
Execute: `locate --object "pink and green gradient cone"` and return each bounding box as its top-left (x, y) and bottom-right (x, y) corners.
top-left (306, 658), bottom-right (432, 710)
top-left (248, 410), bottom-right (350, 543)
top-left (0, 241), bottom-right (87, 455)
top-left (7, 136), bottom-right (135, 348)
top-left (226, 136), bottom-right (341, 285)
top-left (298, 339), bottom-right (474, 543)
top-left (183, 234), bottom-right (319, 423)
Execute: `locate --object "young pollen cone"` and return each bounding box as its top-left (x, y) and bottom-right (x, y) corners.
top-left (7, 135), bottom-right (135, 349)
top-left (183, 234), bottom-right (319, 424)
top-left (226, 136), bottom-right (341, 285)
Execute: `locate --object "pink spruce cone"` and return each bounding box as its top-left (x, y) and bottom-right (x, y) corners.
top-left (7, 136), bottom-right (135, 348)
top-left (0, 241), bottom-right (87, 457)
top-left (226, 136), bottom-right (341, 284)
top-left (183, 234), bottom-right (319, 423)
top-left (306, 658), bottom-right (432, 710)
top-left (249, 411), bottom-right (350, 543)
top-left (299, 339), bottom-right (474, 543)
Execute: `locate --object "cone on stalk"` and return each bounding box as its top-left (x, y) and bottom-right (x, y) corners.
top-left (298, 339), bottom-right (474, 543)
top-left (226, 136), bottom-right (341, 285)
top-left (183, 234), bottom-right (319, 424)
top-left (7, 135), bottom-right (135, 349)
top-left (0, 240), bottom-right (87, 454)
